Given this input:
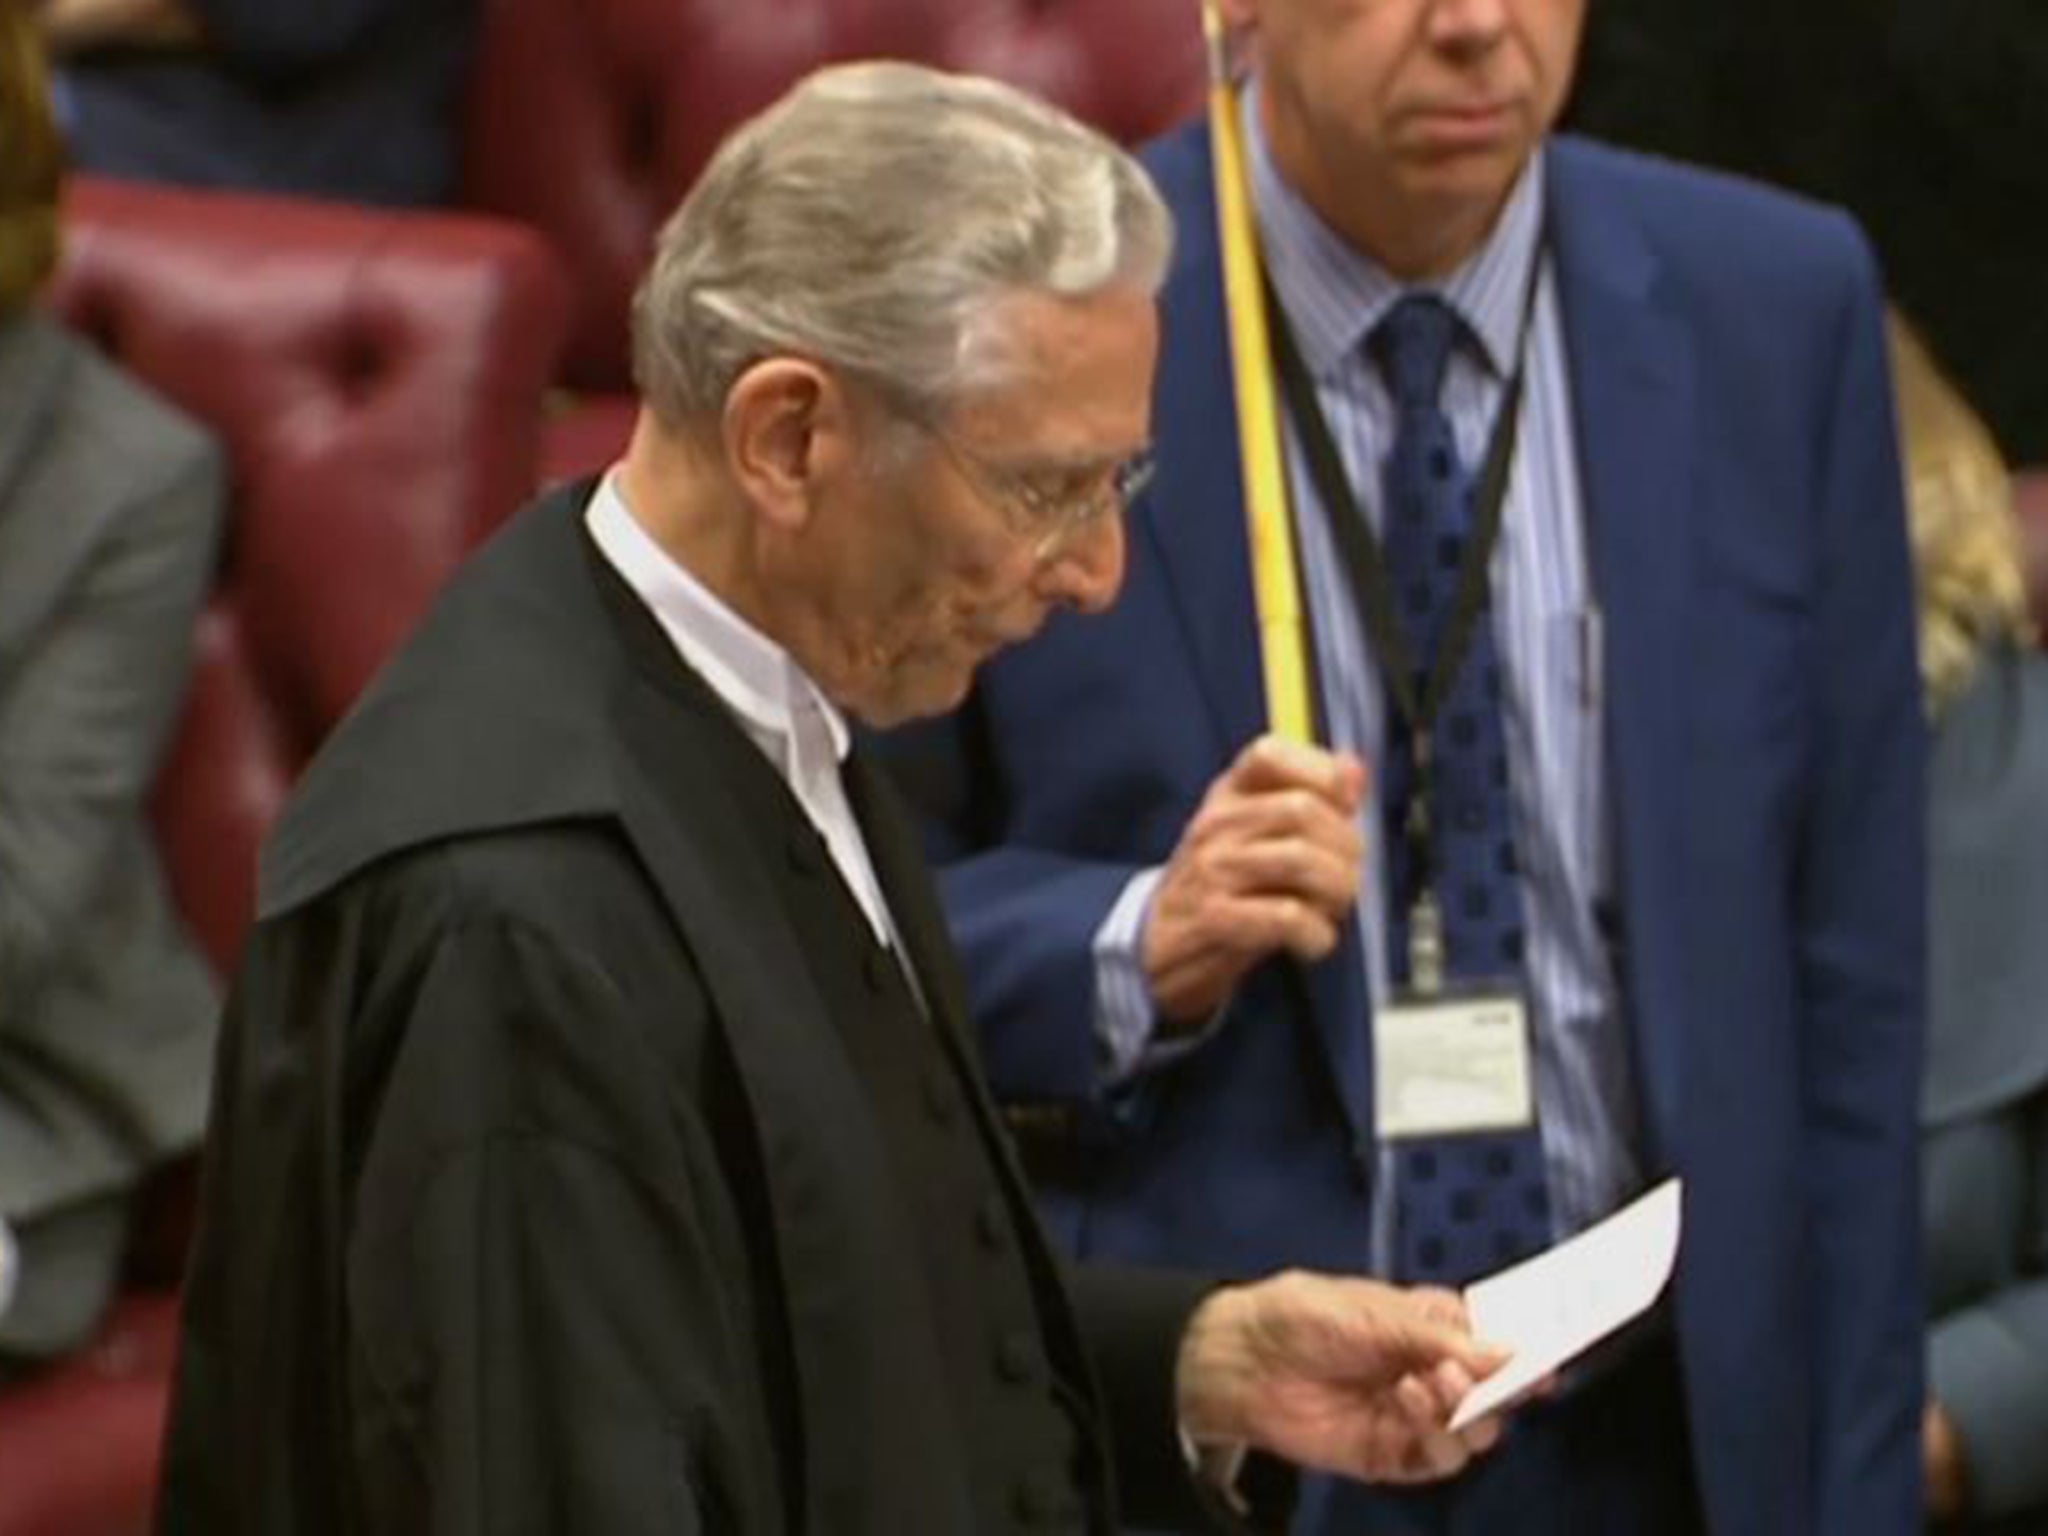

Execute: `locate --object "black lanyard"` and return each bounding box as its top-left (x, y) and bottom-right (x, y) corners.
top-left (1265, 245), bottom-right (1545, 984)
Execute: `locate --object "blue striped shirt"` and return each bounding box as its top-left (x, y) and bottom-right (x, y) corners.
top-left (1093, 96), bottom-right (1643, 1259)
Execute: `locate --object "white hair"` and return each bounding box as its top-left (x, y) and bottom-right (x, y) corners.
top-left (630, 60), bottom-right (1174, 424)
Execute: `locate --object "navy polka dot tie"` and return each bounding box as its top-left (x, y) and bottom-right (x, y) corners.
top-left (1370, 295), bottom-right (1552, 1287)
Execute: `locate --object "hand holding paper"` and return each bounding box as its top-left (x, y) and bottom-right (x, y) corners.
top-left (1449, 1179), bottom-right (1682, 1431)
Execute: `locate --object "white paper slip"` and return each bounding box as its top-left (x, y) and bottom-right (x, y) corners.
top-left (1448, 1178), bottom-right (1682, 1431)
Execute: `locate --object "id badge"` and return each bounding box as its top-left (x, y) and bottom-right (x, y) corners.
top-left (1374, 985), bottom-right (1535, 1140)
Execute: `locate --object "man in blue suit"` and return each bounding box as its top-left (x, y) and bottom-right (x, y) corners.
top-left (884, 0), bottom-right (1926, 1530)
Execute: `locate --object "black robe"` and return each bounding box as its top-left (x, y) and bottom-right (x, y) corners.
top-left (156, 483), bottom-right (1240, 1534)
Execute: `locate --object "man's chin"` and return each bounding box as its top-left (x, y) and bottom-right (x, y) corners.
top-left (845, 660), bottom-right (976, 730)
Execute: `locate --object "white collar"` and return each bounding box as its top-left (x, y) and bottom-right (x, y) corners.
top-left (583, 471), bottom-right (852, 771)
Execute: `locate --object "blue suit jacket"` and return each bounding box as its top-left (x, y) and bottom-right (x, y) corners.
top-left (887, 125), bottom-right (1926, 1536)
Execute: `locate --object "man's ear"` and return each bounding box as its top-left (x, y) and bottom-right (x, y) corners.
top-left (721, 358), bottom-right (861, 531)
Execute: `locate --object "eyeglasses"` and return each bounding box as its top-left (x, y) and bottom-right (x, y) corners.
top-left (917, 422), bottom-right (1157, 557)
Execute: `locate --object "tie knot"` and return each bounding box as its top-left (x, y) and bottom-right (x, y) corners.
top-left (1370, 294), bottom-right (1459, 411)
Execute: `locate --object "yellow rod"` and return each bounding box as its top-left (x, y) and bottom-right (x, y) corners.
top-left (1201, 0), bottom-right (1313, 743)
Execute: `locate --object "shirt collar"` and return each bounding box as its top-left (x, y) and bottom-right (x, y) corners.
top-left (584, 472), bottom-right (852, 767)
top-left (1244, 79), bottom-right (1547, 384)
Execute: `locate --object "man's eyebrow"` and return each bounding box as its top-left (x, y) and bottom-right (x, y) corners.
top-left (1008, 443), bottom-right (1153, 479)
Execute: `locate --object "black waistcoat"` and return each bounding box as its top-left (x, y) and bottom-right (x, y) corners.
top-left (697, 708), bottom-right (1098, 1534)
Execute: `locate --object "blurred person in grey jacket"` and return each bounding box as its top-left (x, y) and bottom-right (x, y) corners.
top-left (0, 6), bottom-right (221, 1368)
top-left (1895, 314), bottom-right (2048, 1534)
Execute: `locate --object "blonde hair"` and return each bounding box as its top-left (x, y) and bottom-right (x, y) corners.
top-left (0, 4), bottom-right (63, 312)
top-left (631, 60), bottom-right (1173, 426)
top-left (1890, 313), bottom-right (2028, 715)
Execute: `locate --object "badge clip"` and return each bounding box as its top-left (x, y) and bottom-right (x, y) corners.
top-left (1409, 890), bottom-right (1445, 998)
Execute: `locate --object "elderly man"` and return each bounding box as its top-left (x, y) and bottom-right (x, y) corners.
top-left (155, 63), bottom-right (1505, 1535)
top-left (887, 0), bottom-right (1927, 1532)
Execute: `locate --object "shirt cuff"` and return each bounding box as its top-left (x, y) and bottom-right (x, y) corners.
top-left (1092, 868), bottom-right (1236, 1084)
top-left (1178, 1424), bottom-right (1251, 1518)
top-left (1092, 866), bottom-right (1168, 1080)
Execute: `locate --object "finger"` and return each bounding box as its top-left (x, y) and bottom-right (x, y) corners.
top-left (1142, 882), bottom-right (1339, 1020)
top-left (1153, 886), bottom-right (1341, 968)
top-left (1406, 1286), bottom-right (1471, 1332)
top-left (1382, 1374), bottom-right (1454, 1484)
top-left (1336, 749), bottom-right (1369, 808)
top-left (1402, 1420), bottom-right (1474, 1483)
top-left (1457, 1413), bottom-right (1504, 1456)
top-left (1400, 1304), bottom-right (1511, 1378)
top-left (1462, 1335), bottom-right (1515, 1377)
top-left (1230, 734), bottom-right (1366, 810)
top-left (1154, 800), bottom-right (1346, 926)
top-left (1230, 893), bottom-right (1343, 963)
top-left (1206, 836), bottom-right (1362, 913)
top-left (1285, 1276), bottom-right (1505, 1397)
top-left (1197, 783), bottom-right (1366, 866)
top-left (1403, 1363), bottom-right (1480, 1441)
top-left (1427, 1358), bottom-right (1478, 1417)
top-left (1394, 1371), bottom-right (1440, 1431)
top-left (1384, 1312), bottom-right (1513, 1384)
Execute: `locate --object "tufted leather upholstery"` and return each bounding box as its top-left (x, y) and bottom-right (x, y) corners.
top-left (0, 1296), bottom-right (180, 1536)
top-left (0, 174), bottom-right (569, 1536)
top-left (51, 175), bottom-right (571, 975)
top-left (460, 0), bottom-right (1208, 480)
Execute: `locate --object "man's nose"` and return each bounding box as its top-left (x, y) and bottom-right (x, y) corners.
top-left (1037, 509), bottom-right (1127, 615)
top-left (1425, 0), bottom-right (1510, 53)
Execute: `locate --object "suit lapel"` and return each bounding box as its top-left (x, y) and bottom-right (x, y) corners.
top-left (583, 502), bottom-right (1004, 1525)
top-left (607, 677), bottom-right (976, 1532)
top-left (840, 743), bottom-right (1108, 1416)
top-left (1547, 140), bottom-right (1695, 1169)
top-left (841, 745), bottom-right (977, 1046)
top-left (1143, 127), bottom-right (1271, 761)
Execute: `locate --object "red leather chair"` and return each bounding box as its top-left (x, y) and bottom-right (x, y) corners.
top-left (0, 175), bottom-right (569, 1536)
top-left (459, 0), bottom-right (1209, 484)
top-left (2016, 467), bottom-right (2048, 642)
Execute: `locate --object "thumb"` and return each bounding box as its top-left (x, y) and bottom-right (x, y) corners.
top-left (1336, 751), bottom-right (1369, 811)
top-left (1378, 1308), bottom-right (1511, 1385)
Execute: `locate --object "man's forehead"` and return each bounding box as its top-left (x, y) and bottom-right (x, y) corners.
top-left (953, 287), bottom-right (1158, 452)
top-left (961, 284), bottom-right (1151, 366)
